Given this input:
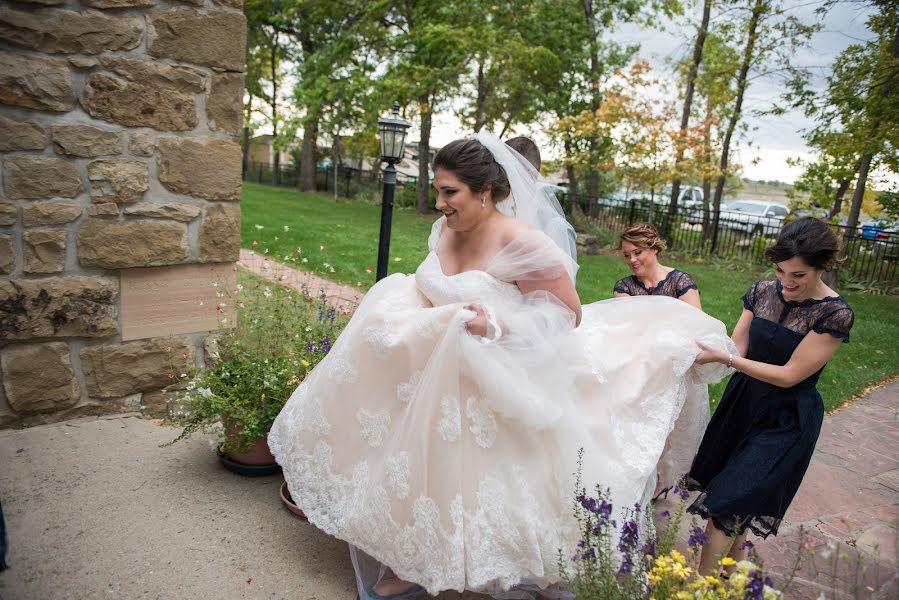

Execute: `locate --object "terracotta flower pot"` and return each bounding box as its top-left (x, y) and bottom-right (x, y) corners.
top-left (279, 480), bottom-right (308, 520)
top-left (225, 435), bottom-right (276, 465)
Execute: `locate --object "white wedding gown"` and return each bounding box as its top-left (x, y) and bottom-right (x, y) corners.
top-left (269, 220), bottom-right (734, 597)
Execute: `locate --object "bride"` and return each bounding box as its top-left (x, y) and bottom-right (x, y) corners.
top-left (269, 133), bottom-right (735, 599)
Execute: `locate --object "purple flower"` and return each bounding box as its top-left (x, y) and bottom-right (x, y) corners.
top-left (745, 570), bottom-right (765, 599)
top-left (679, 487), bottom-right (690, 500)
top-left (618, 555), bottom-right (634, 574)
top-left (582, 547), bottom-right (596, 562)
top-left (740, 540), bottom-right (755, 551)
top-left (687, 525), bottom-right (709, 551)
top-left (618, 520), bottom-right (640, 552)
top-left (660, 510), bottom-right (671, 518)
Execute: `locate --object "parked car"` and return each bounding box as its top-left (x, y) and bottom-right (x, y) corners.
top-left (719, 200), bottom-right (790, 235)
top-left (860, 219), bottom-right (899, 259)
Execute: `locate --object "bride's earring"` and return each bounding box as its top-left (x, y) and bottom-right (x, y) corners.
top-left (481, 196), bottom-right (486, 208)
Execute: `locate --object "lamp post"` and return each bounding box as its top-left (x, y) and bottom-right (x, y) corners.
top-left (376, 101), bottom-right (412, 281)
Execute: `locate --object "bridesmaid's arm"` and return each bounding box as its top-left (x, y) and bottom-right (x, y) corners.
top-left (696, 330), bottom-right (843, 389)
top-left (678, 288), bottom-right (702, 311)
top-left (730, 309), bottom-right (753, 358)
top-left (612, 291), bottom-right (630, 299)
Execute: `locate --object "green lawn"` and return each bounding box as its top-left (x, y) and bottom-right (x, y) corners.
top-left (241, 182), bottom-right (899, 411)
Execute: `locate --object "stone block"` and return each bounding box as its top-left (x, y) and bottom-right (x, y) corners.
top-left (24, 229), bottom-right (66, 273)
top-left (0, 234), bottom-right (13, 274)
top-left (128, 132), bottom-right (155, 157)
top-left (0, 204), bottom-right (16, 226)
top-left (23, 202), bottom-right (83, 226)
top-left (0, 116), bottom-right (46, 151)
top-left (0, 276), bottom-right (118, 339)
top-left (0, 7), bottom-right (142, 55)
top-left (148, 10), bottom-right (246, 72)
top-left (16, 0), bottom-right (65, 5)
top-left (87, 160), bottom-right (148, 204)
top-left (82, 73), bottom-right (197, 131)
top-left (206, 73), bottom-right (243, 135)
top-left (140, 389), bottom-right (170, 418)
top-left (157, 137), bottom-right (241, 200)
top-left (0, 51), bottom-right (75, 112)
top-left (88, 203), bottom-right (118, 216)
top-left (83, 0), bottom-right (156, 7)
top-left (2, 156), bottom-right (83, 200)
top-left (123, 202), bottom-right (200, 222)
top-left (77, 218), bottom-right (188, 268)
top-left (69, 57), bottom-right (98, 69)
top-left (101, 56), bottom-right (206, 93)
top-left (214, 0), bottom-right (244, 7)
top-left (80, 337), bottom-right (193, 398)
top-left (1, 342), bottom-right (80, 414)
top-left (52, 124), bottom-right (122, 157)
top-left (198, 203), bottom-right (241, 262)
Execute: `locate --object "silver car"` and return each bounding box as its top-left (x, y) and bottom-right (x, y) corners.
top-left (720, 200), bottom-right (789, 235)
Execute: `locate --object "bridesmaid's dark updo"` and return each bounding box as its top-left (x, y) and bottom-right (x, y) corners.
top-left (765, 217), bottom-right (846, 270)
top-left (433, 139), bottom-right (511, 202)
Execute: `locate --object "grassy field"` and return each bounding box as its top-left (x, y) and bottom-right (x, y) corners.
top-left (241, 182), bottom-right (899, 411)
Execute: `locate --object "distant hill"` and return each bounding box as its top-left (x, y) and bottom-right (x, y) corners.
top-left (735, 178), bottom-right (795, 205)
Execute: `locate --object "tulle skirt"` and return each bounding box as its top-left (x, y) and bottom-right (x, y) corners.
top-left (269, 274), bottom-right (733, 596)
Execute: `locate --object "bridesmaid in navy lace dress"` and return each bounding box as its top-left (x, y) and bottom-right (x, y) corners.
top-left (612, 223), bottom-right (702, 310)
top-left (689, 217), bottom-right (854, 574)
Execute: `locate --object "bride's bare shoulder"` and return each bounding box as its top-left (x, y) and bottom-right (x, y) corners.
top-left (496, 215), bottom-right (534, 245)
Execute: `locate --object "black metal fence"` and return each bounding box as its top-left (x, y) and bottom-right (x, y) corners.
top-left (564, 193), bottom-right (898, 288)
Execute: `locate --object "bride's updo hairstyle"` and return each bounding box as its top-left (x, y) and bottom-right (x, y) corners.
top-left (433, 139), bottom-right (511, 203)
top-left (765, 217), bottom-right (846, 271)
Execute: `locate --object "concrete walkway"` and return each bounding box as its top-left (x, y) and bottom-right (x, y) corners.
top-left (1, 383), bottom-right (895, 599)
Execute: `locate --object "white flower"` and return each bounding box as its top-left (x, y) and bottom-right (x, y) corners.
top-left (302, 258), bottom-right (309, 263)
top-left (236, 284), bottom-right (243, 291)
top-left (263, 288), bottom-right (273, 298)
top-left (254, 224), bottom-right (264, 230)
top-left (211, 282), bottom-right (218, 288)
top-left (283, 225), bottom-right (290, 232)
top-left (199, 387), bottom-right (213, 398)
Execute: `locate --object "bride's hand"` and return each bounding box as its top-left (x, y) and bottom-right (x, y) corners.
top-left (463, 304), bottom-right (489, 337)
top-left (694, 340), bottom-right (728, 365)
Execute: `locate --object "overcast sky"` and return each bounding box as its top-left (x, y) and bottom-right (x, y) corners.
top-left (422, 0), bottom-right (880, 185)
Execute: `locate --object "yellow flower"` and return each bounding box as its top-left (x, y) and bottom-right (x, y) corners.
top-left (729, 573), bottom-right (749, 589)
top-left (719, 557), bottom-right (736, 567)
top-left (300, 359), bottom-right (310, 367)
top-left (670, 549), bottom-right (687, 564)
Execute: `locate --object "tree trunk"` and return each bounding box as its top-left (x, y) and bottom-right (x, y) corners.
top-left (241, 125), bottom-right (251, 180)
top-left (669, 0), bottom-right (711, 216)
top-left (845, 151), bottom-right (873, 235)
top-left (298, 116), bottom-right (318, 192)
top-left (584, 0), bottom-right (601, 201)
top-left (711, 0), bottom-right (764, 254)
top-left (417, 94), bottom-right (432, 214)
top-left (564, 138), bottom-right (579, 211)
top-left (270, 47), bottom-right (280, 186)
top-left (829, 178), bottom-right (850, 218)
top-left (701, 105), bottom-right (713, 240)
top-left (473, 57), bottom-right (487, 133)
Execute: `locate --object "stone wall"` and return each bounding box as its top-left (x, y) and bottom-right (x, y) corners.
top-left (0, 0), bottom-right (246, 427)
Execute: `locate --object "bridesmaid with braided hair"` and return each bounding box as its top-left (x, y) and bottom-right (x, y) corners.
top-left (612, 223), bottom-right (702, 310)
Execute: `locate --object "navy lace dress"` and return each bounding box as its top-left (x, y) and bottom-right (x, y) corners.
top-left (686, 280), bottom-right (854, 538)
top-left (613, 269), bottom-right (698, 299)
